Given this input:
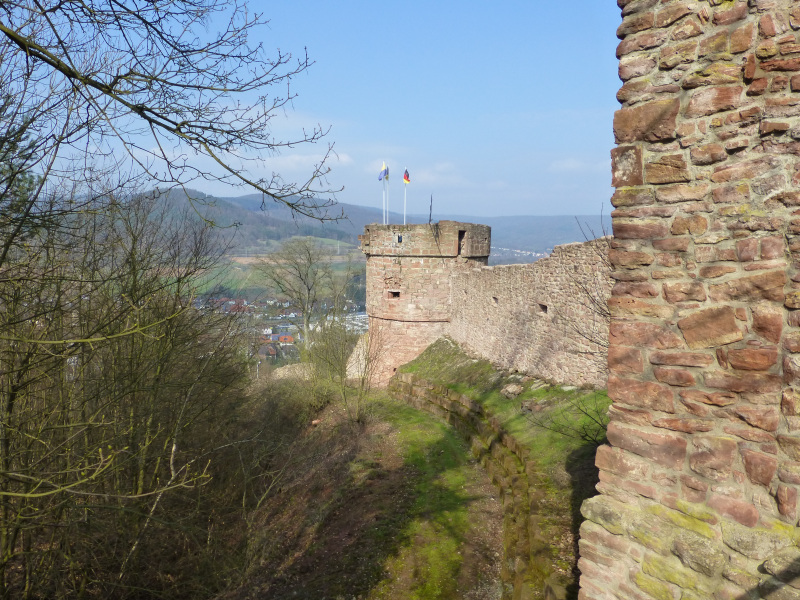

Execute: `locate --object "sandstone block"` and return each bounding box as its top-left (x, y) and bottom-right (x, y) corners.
top-left (646, 154), bottom-right (691, 185)
top-left (611, 145), bottom-right (644, 187)
top-left (652, 417), bottom-right (714, 433)
top-left (614, 98), bottom-right (680, 143)
top-left (728, 347), bottom-right (778, 371)
top-left (753, 304), bottom-right (784, 343)
top-left (732, 405), bottom-right (780, 431)
top-left (653, 366), bottom-right (696, 387)
top-left (608, 346), bottom-right (645, 374)
top-left (690, 143), bottom-right (727, 165)
top-left (611, 187), bottom-right (655, 207)
top-left (614, 220), bottom-right (671, 239)
top-left (670, 215), bottom-right (708, 235)
top-left (741, 449), bottom-right (778, 486)
top-left (708, 270), bottom-right (786, 302)
top-left (610, 321), bottom-right (683, 349)
top-left (673, 530), bottom-right (725, 577)
top-left (777, 485), bottom-right (799, 522)
top-left (677, 306), bottom-right (743, 349)
top-left (779, 435), bottom-right (800, 461)
top-left (711, 157), bottom-right (780, 183)
top-left (608, 374), bottom-right (675, 412)
top-left (720, 519), bottom-right (794, 558)
top-left (690, 436), bottom-right (737, 481)
top-left (663, 281), bottom-right (706, 303)
top-left (650, 351), bottom-right (713, 368)
top-left (609, 249), bottom-right (654, 267)
top-left (607, 421), bottom-right (687, 469)
top-left (686, 86), bottom-right (743, 118)
top-left (609, 297), bottom-right (673, 318)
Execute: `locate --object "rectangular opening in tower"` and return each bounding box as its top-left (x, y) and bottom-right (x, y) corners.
top-left (388, 291), bottom-right (400, 299)
top-left (458, 230), bottom-right (466, 255)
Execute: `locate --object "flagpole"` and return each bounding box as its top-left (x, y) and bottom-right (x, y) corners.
top-left (403, 167), bottom-right (408, 225)
top-left (386, 170), bottom-right (390, 224)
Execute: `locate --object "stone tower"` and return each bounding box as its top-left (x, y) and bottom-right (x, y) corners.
top-left (359, 221), bottom-right (490, 385)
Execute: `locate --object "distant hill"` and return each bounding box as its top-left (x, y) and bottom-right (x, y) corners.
top-left (172, 190), bottom-right (608, 260)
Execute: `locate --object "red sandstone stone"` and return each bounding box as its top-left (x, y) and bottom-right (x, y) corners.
top-left (748, 78), bottom-right (769, 96)
top-left (708, 270), bottom-right (786, 302)
top-left (614, 221), bottom-right (671, 240)
top-left (732, 405), bottom-right (781, 432)
top-left (724, 425), bottom-right (777, 443)
top-left (608, 375), bottom-right (675, 412)
top-left (737, 238), bottom-right (758, 262)
top-left (691, 143), bottom-right (727, 165)
top-left (713, 183), bottom-right (750, 204)
top-left (752, 304), bottom-right (784, 343)
top-left (608, 405), bottom-right (654, 427)
top-left (671, 215), bottom-right (708, 235)
top-left (712, 157), bottom-right (780, 183)
top-left (741, 449), bottom-right (778, 486)
top-left (611, 188), bottom-right (655, 208)
top-left (608, 297), bottom-right (673, 318)
top-left (677, 306), bottom-right (743, 349)
top-left (609, 249), bottom-right (654, 267)
top-left (663, 281), bottom-right (706, 303)
top-left (652, 417), bottom-right (714, 433)
top-left (783, 389), bottom-right (800, 417)
top-left (653, 237), bottom-right (690, 252)
top-left (608, 346), bottom-right (645, 374)
top-left (708, 493), bottom-right (759, 527)
top-left (612, 282), bottom-right (659, 298)
top-left (700, 265), bottom-right (737, 278)
top-left (611, 146), bottom-right (644, 187)
top-left (613, 98), bottom-right (680, 143)
top-left (690, 436), bottom-right (737, 481)
top-left (760, 236), bottom-right (785, 259)
top-left (650, 351), bottom-right (713, 368)
top-left (646, 154), bottom-right (691, 185)
top-left (655, 253), bottom-right (682, 267)
top-left (655, 183), bottom-right (709, 203)
top-left (777, 485), bottom-right (798, 521)
top-left (761, 57), bottom-right (800, 72)
top-left (596, 445), bottom-right (650, 479)
top-left (610, 322), bottom-right (683, 349)
top-left (653, 366), bottom-right (696, 387)
top-left (617, 30), bottom-right (670, 58)
top-left (681, 399), bottom-right (711, 417)
top-left (607, 421), bottom-right (687, 469)
top-left (686, 86), bottom-right (742, 117)
top-left (728, 347), bottom-right (778, 371)
top-left (731, 23), bottom-right (755, 54)
top-left (707, 372), bottom-right (782, 395)
top-left (712, 2), bottom-right (748, 26)
top-left (617, 12), bottom-right (655, 39)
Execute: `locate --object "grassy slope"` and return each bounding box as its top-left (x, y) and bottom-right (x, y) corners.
top-left (226, 392), bottom-right (503, 600)
top-left (398, 338), bottom-right (609, 593)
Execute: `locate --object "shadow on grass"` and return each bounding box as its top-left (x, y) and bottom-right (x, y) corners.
top-left (563, 444), bottom-right (601, 600)
top-left (249, 414), bottom-right (486, 600)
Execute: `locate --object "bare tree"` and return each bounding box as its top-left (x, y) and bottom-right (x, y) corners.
top-left (0, 0), bottom-right (339, 218)
top-left (257, 237), bottom-right (335, 346)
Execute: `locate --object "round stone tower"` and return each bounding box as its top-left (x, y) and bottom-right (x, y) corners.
top-left (358, 220), bottom-right (491, 385)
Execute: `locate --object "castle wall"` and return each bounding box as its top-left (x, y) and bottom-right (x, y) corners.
top-left (580, 2), bottom-right (800, 599)
top-left (360, 221), bottom-right (490, 385)
top-left (448, 239), bottom-right (612, 388)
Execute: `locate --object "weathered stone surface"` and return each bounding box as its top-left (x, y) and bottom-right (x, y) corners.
top-left (670, 215), bottom-right (708, 235)
top-left (608, 346), bottom-right (644, 374)
top-left (690, 436), bottom-right (737, 481)
top-left (646, 154), bottom-right (691, 185)
top-left (608, 375), bottom-right (675, 412)
top-left (721, 520), bottom-right (794, 559)
top-left (708, 271), bottom-right (786, 302)
top-left (763, 547), bottom-right (800, 588)
top-left (777, 485), bottom-right (798, 521)
top-left (727, 347), bottom-right (779, 371)
top-left (650, 351), bottom-right (713, 368)
top-left (614, 220), bottom-right (671, 240)
top-left (753, 304), bottom-right (784, 343)
top-left (709, 494), bottom-right (759, 527)
top-left (653, 366), bottom-right (695, 387)
top-left (732, 404), bottom-right (781, 431)
top-left (614, 98), bottom-right (680, 143)
top-left (779, 435), bottom-right (800, 461)
top-left (607, 421), bottom-right (686, 469)
top-left (741, 449), bottom-right (778, 486)
top-left (677, 306), bottom-right (743, 349)
top-left (686, 86), bottom-right (742, 117)
top-left (609, 322), bottom-right (683, 349)
top-left (611, 145), bottom-right (644, 187)
top-left (673, 530), bottom-right (726, 577)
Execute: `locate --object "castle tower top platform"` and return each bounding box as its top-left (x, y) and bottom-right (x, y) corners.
top-left (358, 221), bottom-right (491, 259)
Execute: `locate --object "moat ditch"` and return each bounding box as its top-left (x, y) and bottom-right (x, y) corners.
top-left (390, 338), bottom-right (609, 600)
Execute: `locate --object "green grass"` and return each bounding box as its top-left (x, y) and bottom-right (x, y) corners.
top-left (367, 396), bottom-right (479, 600)
top-left (398, 338), bottom-right (609, 473)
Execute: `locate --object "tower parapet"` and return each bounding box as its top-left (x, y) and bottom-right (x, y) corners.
top-left (359, 221), bottom-right (490, 385)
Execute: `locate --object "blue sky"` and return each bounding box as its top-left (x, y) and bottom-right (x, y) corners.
top-left (227, 1), bottom-right (622, 217)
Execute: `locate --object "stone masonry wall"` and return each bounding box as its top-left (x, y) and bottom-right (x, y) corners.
top-left (360, 221), bottom-right (490, 385)
top-left (448, 239), bottom-right (613, 388)
top-left (580, 2), bottom-right (800, 600)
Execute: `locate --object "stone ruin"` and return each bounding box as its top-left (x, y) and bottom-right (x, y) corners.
top-left (579, 1), bottom-right (800, 599)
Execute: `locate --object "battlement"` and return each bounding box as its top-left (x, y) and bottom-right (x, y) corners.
top-left (358, 221), bottom-right (491, 259)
